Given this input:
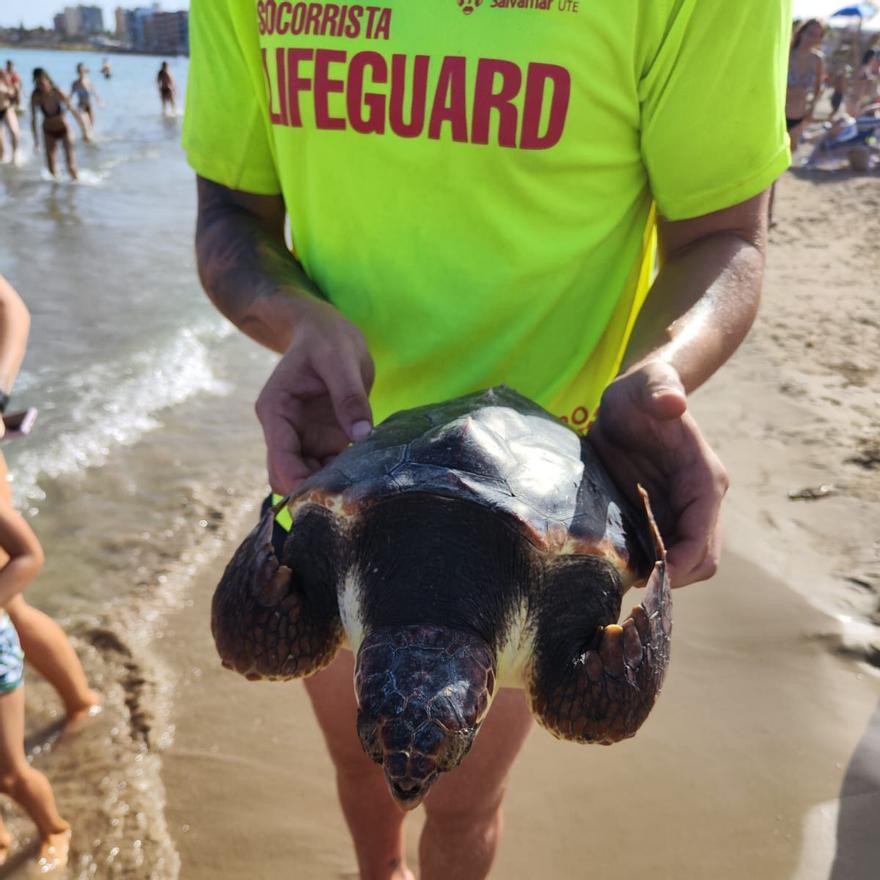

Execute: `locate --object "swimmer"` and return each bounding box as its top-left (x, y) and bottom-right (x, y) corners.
top-left (100, 57), bottom-right (112, 80)
top-left (30, 68), bottom-right (89, 181)
top-left (157, 61), bottom-right (176, 115)
top-left (4, 61), bottom-right (21, 108)
top-left (71, 62), bottom-right (97, 131)
top-left (0, 70), bottom-right (20, 163)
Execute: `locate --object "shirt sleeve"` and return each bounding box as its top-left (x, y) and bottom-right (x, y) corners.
top-left (639, 0), bottom-right (792, 220)
top-left (182, 0), bottom-right (281, 195)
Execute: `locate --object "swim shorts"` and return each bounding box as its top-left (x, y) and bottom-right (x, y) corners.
top-left (0, 611), bottom-right (24, 694)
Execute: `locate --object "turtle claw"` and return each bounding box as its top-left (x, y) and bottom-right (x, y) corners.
top-left (211, 509), bottom-right (343, 681)
top-left (529, 492), bottom-right (672, 746)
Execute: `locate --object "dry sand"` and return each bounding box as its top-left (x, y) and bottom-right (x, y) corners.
top-left (160, 171), bottom-right (880, 880)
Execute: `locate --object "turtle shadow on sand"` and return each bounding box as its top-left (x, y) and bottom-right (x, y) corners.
top-left (829, 699), bottom-right (880, 880)
top-left (212, 386), bottom-right (673, 808)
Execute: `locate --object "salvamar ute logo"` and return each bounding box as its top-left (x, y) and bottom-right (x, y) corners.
top-left (458, 0), bottom-right (483, 14)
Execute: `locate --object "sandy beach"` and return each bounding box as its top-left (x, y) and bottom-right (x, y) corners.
top-left (158, 170), bottom-right (880, 879)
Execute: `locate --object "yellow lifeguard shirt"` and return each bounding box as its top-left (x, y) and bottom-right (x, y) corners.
top-left (184, 0), bottom-right (790, 432)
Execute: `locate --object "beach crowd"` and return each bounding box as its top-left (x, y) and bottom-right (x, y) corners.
top-left (0, 57), bottom-right (176, 178)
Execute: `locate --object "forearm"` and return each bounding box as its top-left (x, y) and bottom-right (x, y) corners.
top-left (196, 181), bottom-right (322, 354)
top-left (0, 277), bottom-right (31, 394)
top-left (621, 229), bottom-right (764, 392)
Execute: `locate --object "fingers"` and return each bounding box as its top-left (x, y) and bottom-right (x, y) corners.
top-left (314, 337), bottom-right (374, 442)
top-left (665, 427), bottom-right (729, 587)
top-left (636, 361), bottom-right (687, 421)
top-left (255, 308), bottom-right (375, 495)
top-left (256, 380), bottom-right (313, 495)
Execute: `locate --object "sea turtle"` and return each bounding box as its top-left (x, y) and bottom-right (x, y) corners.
top-left (212, 386), bottom-right (671, 809)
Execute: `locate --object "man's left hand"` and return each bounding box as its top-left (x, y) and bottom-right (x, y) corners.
top-left (587, 361), bottom-right (729, 587)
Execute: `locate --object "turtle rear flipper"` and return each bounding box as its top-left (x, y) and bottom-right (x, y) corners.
top-left (211, 506), bottom-right (345, 681)
top-left (528, 523), bottom-right (671, 744)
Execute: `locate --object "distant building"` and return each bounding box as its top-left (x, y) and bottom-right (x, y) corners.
top-left (114, 6), bottom-right (129, 39)
top-left (78, 6), bottom-right (105, 35)
top-left (143, 10), bottom-right (188, 55)
top-left (55, 5), bottom-right (105, 37)
top-left (125, 6), bottom-right (158, 51)
top-left (62, 7), bottom-right (81, 37)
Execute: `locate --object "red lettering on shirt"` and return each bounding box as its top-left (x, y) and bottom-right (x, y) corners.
top-left (472, 59), bottom-right (522, 148)
top-left (314, 48), bottom-right (347, 130)
top-left (348, 52), bottom-right (388, 134)
top-left (389, 54), bottom-right (429, 138)
top-left (520, 63), bottom-right (570, 149)
top-left (428, 56), bottom-right (469, 143)
top-left (257, 2), bottom-right (393, 40)
top-left (261, 48), bottom-right (572, 150)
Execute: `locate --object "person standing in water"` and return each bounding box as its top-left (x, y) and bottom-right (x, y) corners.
top-left (70, 63), bottom-right (97, 133)
top-left (157, 62), bottom-right (175, 116)
top-left (100, 58), bottom-right (112, 80)
top-left (4, 61), bottom-right (21, 108)
top-left (0, 69), bottom-right (20, 164)
top-left (30, 68), bottom-right (89, 181)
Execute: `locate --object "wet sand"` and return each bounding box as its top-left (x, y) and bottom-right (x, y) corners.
top-left (160, 170), bottom-right (880, 879)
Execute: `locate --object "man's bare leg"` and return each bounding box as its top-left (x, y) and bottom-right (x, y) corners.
top-left (305, 651), bottom-right (533, 880)
top-left (419, 688), bottom-right (532, 880)
top-left (305, 653), bottom-right (413, 880)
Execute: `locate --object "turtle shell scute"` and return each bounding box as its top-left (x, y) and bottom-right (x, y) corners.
top-left (286, 386), bottom-right (599, 552)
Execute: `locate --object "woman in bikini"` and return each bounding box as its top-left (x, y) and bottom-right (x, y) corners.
top-left (30, 68), bottom-right (89, 181)
top-left (786, 19), bottom-right (826, 151)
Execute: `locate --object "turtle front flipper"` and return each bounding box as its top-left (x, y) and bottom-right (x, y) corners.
top-left (211, 505), bottom-right (345, 681)
top-left (528, 538), bottom-right (671, 745)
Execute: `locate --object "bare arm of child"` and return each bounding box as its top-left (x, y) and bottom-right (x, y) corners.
top-left (0, 500), bottom-right (44, 608)
top-left (0, 275), bottom-right (31, 396)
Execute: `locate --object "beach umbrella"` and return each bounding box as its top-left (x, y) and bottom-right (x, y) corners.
top-left (792, 0), bottom-right (874, 16)
top-left (830, 2), bottom-right (877, 16)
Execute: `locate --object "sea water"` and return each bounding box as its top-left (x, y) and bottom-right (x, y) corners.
top-left (0, 48), bottom-right (276, 878)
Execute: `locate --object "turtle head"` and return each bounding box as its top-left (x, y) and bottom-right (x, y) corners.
top-left (355, 626), bottom-right (496, 809)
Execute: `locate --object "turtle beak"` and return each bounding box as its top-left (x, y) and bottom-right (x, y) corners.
top-left (354, 626), bottom-right (497, 809)
top-left (357, 712), bottom-right (475, 811)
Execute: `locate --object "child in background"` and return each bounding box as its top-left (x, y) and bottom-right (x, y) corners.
top-left (0, 274), bottom-right (101, 732)
top-left (0, 274), bottom-right (102, 870)
top-left (0, 505), bottom-right (70, 873)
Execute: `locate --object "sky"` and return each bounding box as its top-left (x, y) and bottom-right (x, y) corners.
top-left (0, 2), bottom-right (182, 29)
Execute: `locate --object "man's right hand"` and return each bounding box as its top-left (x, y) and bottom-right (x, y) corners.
top-left (255, 297), bottom-right (375, 495)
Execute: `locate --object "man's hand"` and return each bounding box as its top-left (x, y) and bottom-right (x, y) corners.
top-left (588, 361), bottom-right (729, 587)
top-left (255, 298), bottom-right (375, 495)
